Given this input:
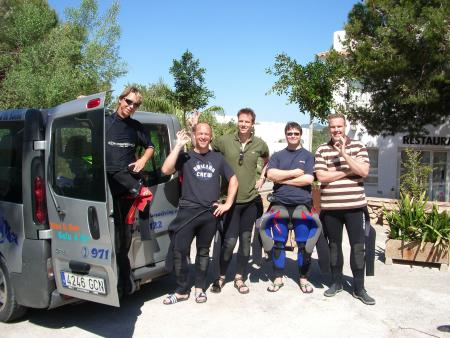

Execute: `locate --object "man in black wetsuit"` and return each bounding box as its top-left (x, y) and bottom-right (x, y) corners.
top-left (161, 123), bottom-right (238, 304)
top-left (106, 86), bottom-right (154, 296)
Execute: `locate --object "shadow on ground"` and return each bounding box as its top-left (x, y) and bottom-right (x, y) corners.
top-left (25, 274), bottom-right (177, 338)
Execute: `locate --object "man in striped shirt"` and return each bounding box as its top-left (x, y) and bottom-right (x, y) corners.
top-left (314, 113), bottom-right (375, 305)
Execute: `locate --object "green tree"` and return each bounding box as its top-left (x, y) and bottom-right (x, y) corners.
top-left (169, 50), bottom-right (214, 126)
top-left (127, 79), bottom-right (224, 131)
top-left (400, 148), bottom-right (432, 201)
top-left (342, 0), bottom-right (449, 135)
top-left (267, 51), bottom-right (347, 123)
top-left (312, 127), bottom-right (329, 154)
top-left (268, 1), bottom-right (449, 136)
top-left (0, 0), bottom-right (125, 109)
top-left (131, 79), bottom-right (180, 114)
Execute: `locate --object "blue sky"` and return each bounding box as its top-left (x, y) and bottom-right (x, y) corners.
top-left (48, 0), bottom-right (358, 123)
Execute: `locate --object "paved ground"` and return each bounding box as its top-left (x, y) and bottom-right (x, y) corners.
top-left (1, 224), bottom-right (450, 338)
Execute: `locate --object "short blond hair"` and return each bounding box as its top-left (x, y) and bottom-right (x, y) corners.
top-left (327, 113), bottom-right (346, 124)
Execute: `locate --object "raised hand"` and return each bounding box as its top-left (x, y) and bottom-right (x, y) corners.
top-left (333, 136), bottom-right (347, 156)
top-left (176, 129), bottom-right (191, 147)
top-left (186, 110), bottom-right (202, 130)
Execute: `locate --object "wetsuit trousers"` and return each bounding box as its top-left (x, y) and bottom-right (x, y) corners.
top-left (219, 200), bottom-right (258, 277)
top-left (108, 170), bottom-right (142, 294)
top-left (172, 207), bottom-right (217, 294)
top-left (322, 208), bottom-right (366, 291)
top-left (112, 197), bottom-right (134, 293)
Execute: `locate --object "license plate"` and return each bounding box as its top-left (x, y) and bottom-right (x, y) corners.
top-left (60, 271), bottom-right (106, 295)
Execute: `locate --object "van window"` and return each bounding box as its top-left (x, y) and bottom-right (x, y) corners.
top-left (0, 122), bottom-right (23, 203)
top-left (138, 123), bottom-right (171, 186)
top-left (51, 111), bottom-right (105, 202)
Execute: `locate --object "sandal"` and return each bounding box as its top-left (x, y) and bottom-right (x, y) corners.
top-left (267, 282), bottom-right (284, 292)
top-left (234, 277), bottom-right (250, 294)
top-left (299, 281), bottom-right (314, 294)
top-left (210, 277), bottom-right (225, 293)
top-left (163, 293), bottom-right (189, 305)
top-left (195, 291), bottom-right (207, 303)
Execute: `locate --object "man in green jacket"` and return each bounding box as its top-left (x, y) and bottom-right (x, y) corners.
top-left (206, 108), bottom-right (269, 294)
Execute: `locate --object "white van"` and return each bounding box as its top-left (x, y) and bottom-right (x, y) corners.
top-left (0, 92), bottom-right (181, 322)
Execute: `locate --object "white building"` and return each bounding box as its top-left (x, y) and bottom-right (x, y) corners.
top-left (323, 31), bottom-right (450, 202)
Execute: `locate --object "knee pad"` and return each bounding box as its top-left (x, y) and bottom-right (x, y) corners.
top-left (329, 242), bottom-right (339, 266)
top-left (222, 237), bottom-right (237, 261)
top-left (223, 237), bottom-right (238, 250)
top-left (197, 247), bottom-right (209, 258)
top-left (353, 243), bottom-right (365, 269)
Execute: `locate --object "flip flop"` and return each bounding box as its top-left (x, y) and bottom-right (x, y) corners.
top-left (267, 282), bottom-right (284, 292)
top-left (163, 293), bottom-right (189, 305)
top-left (299, 282), bottom-right (314, 294)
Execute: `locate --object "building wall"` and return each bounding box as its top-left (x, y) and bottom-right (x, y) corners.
top-left (349, 121), bottom-right (450, 202)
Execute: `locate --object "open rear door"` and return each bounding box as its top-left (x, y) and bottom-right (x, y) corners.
top-left (45, 93), bottom-right (119, 306)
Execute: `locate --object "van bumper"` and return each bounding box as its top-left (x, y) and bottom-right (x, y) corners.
top-left (11, 239), bottom-right (55, 309)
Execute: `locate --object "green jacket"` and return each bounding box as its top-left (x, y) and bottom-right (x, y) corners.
top-left (212, 133), bottom-right (269, 203)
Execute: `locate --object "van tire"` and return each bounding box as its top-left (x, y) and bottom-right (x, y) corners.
top-left (0, 256), bottom-right (27, 322)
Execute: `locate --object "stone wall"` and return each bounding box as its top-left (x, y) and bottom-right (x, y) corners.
top-left (367, 197), bottom-right (450, 227)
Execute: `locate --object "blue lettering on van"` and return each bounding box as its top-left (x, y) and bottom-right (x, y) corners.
top-left (149, 209), bottom-right (177, 218)
top-left (149, 221), bottom-right (163, 230)
top-left (0, 218), bottom-right (18, 245)
top-left (82, 246), bottom-right (109, 260)
top-left (57, 231), bottom-right (90, 242)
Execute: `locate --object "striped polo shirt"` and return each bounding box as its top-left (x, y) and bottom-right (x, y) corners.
top-left (314, 137), bottom-right (369, 210)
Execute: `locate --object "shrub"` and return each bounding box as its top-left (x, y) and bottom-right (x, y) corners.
top-left (400, 148), bottom-right (432, 201)
top-left (385, 192), bottom-right (450, 249)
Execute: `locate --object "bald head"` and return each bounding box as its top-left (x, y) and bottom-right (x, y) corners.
top-left (193, 122), bottom-right (212, 134)
top-left (193, 122), bottom-right (212, 153)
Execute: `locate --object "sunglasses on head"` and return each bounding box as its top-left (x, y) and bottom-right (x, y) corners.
top-left (238, 150), bottom-right (244, 166)
top-left (123, 98), bottom-right (140, 108)
top-left (286, 132), bottom-right (300, 136)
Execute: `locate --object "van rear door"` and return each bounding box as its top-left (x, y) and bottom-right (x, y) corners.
top-left (45, 93), bottom-right (119, 306)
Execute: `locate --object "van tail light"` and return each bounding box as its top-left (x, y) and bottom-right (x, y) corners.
top-left (87, 98), bottom-right (101, 109)
top-left (34, 176), bottom-right (47, 223)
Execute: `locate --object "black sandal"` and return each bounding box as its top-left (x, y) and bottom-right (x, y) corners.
top-left (234, 277), bottom-right (250, 294)
top-left (210, 277), bottom-right (225, 293)
top-left (195, 291), bottom-right (207, 303)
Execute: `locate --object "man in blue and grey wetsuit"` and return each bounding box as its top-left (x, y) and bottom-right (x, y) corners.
top-left (261, 122), bottom-right (322, 293)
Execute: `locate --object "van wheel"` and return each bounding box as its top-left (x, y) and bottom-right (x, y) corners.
top-left (0, 257), bottom-right (27, 322)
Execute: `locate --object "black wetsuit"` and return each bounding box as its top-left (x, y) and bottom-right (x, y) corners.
top-left (105, 112), bottom-right (154, 295)
top-left (169, 150), bottom-right (234, 294)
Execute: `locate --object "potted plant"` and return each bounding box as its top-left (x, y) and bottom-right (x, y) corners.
top-left (384, 192), bottom-right (450, 271)
top-left (384, 148), bottom-right (449, 271)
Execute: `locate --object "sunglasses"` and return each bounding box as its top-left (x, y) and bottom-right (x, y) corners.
top-left (238, 150), bottom-right (244, 166)
top-left (286, 132), bottom-right (300, 136)
top-left (123, 98), bottom-right (140, 109)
